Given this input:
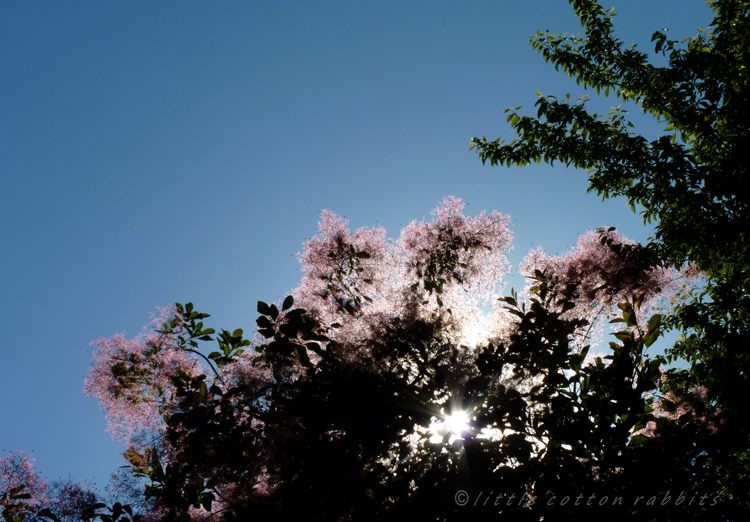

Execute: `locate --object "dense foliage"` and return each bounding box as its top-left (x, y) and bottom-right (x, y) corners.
top-left (72, 197), bottom-right (725, 521)
top-left (0, 450), bottom-right (148, 522)
top-left (471, 0), bottom-right (750, 513)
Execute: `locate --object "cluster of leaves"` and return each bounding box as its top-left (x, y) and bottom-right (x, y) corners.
top-left (472, 0), bottom-right (750, 513)
top-left (254, 296), bottom-right (330, 371)
top-left (107, 279), bottom-right (726, 521)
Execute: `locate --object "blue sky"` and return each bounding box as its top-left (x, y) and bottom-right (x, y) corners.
top-left (1, 0), bottom-right (712, 491)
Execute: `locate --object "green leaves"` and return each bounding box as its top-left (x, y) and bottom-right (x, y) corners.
top-left (258, 301), bottom-right (279, 320)
top-left (172, 302), bottom-right (215, 347)
top-left (157, 302), bottom-right (250, 377)
top-left (208, 327), bottom-right (250, 369)
top-left (257, 300), bottom-right (271, 316)
top-left (255, 296), bottom-right (331, 372)
top-left (97, 503), bottom-right (133, 522)
top-left (644, 314), bottom-right (662, 348)
top-left (473, 8), bottom-right (750, 485)
top-left (616, 302), bottom-right (638, 328)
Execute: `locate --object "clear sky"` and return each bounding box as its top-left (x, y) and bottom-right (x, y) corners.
top-left (1, 0), bottom-right (713, 492)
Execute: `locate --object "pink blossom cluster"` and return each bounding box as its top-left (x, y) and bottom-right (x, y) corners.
top-left (47, 479), bottom-right (104, 522)
top-left (519, 228), bottom-right (690, 347)
top-left (294, 210), bottom-right (397, 342)
top-left (86, 307), bottom-right (277, 520)
top-left (85, 200), bottom-right (699, 456)
top-left (293, 198), bottom-right (514, 353)
top-left (0, 451), bottom-right (166, 520)
top-left (84, 306), bottom-right (201, 448)
top-left (399, 196), bottom-right (513, 306)
top-left (0, 450), bottom-right (47, 514)
top-left (637, 385), bottom-right (727, 439)
top-left (220, 350), bottom-right (273, 389)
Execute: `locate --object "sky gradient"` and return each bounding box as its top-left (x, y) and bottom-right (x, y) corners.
top-left (1, 0), bottom-right (713, 491)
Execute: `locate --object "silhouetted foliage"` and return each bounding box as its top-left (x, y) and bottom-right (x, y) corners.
top-left (472, 0), bottom-right (750, 514)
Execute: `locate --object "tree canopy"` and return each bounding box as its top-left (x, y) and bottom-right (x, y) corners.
top-left (471, 0), bottom-right (750, 511)
top-left (68, 197), bottom-right (726, 521)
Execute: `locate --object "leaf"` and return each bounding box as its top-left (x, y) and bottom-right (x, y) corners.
top-left (36, 509), bottom-right (59, 521)
top-left (614, 331), bottom-right (632, 341)
top-left (647, 314), bottom-right (662, 332)
top-left (258, 328), bottom-right (275, 338)
top-left (296, 345), bottom-right (312, 367)
top-left (644, 329), bottom-right (660, 348)
top-left (282, 295), bottom-right (294, 311)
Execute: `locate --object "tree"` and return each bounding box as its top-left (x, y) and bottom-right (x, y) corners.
top-left (81, 197), bottom-right (733, 521)
top-left (0, 450), bottom-right (154, 522)
top-left (1, 451), bottom-right (47, 522)
top-left (470, 0), bottom-right (749, 511)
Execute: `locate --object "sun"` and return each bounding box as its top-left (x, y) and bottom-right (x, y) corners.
top-left (444, 410), bottom-right (471, 437)
top-left (427, 408), bottom-right (472, 444)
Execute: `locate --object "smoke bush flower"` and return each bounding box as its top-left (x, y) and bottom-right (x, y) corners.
top-left (85, 306), bottom-right (201, 448)
top-left (649, 386), bottom-right (726, 435)
top-left (0, 450), bottom-right (47, 515)
top-left (399, 196), bottom-right (512, 307)
top-left (294, 197), bottom-right (513, 356)
top-left (87, 200), bottom-right (698, 460)
top-left (519, 228), bottom-right (692, 347)
top-left (82, 197), bottom-right (713, 520)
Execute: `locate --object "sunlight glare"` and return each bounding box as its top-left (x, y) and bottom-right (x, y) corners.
top-left (427, 409), bottom-right (472, 444)
top-left (445, 410), bottom-right (470, 437)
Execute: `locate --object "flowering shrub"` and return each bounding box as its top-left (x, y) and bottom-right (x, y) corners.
top-left (519, 227), bottom-right (691, 348)
top-left (84, 307), bottom-right (202, 450)
top-left (0, 451), bottom-right (152, 522)
top-left (0, 451), bottom-right (47, 519)
top-left (78, 197), bottom-right (727, 521)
